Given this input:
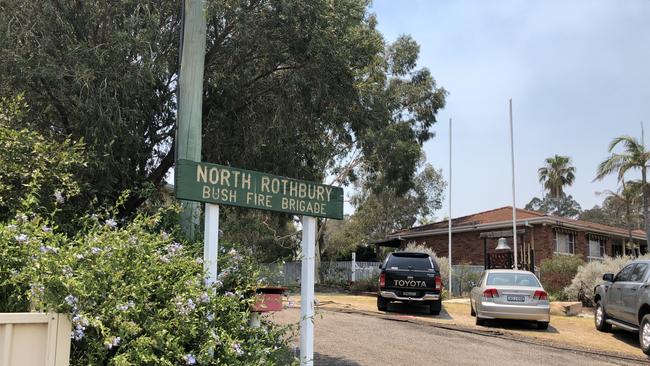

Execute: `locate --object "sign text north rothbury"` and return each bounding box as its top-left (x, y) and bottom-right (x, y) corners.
top-left (175, 159), bottom-right (343, 219)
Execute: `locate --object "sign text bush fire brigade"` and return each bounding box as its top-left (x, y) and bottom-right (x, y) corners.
top-left (175, 160), bottom-right (344, 219)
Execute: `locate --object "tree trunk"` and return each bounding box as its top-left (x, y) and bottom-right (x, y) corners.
top-left (643, 167), bottom-right (649, 257)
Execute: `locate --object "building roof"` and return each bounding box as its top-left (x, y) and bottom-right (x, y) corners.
top-left (390, 206), bottom-right (647, 241)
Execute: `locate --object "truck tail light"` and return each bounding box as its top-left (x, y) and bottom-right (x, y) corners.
top-left (379, 273), bottom-right (385, 288)
top-left (533, 290), bottom-right (548, 301)
top-left (435, 275), bottom-right (442, 290)
top-left (483, 288), bottom-right (499, 298)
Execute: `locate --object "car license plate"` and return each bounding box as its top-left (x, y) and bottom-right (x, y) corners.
top-left (403, 291), bottom-right (417, 297)
top-left (507, 295), bottom-right (525, 302)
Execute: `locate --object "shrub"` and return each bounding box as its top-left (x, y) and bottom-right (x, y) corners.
top-left (0, 211), bottom-right (296, 365)
top-left (349, 272), bottom-right (379, 292)
top-left (539, 255), bottom-right (585, 300)
top-left (565, 254), bottom-right (650, 305)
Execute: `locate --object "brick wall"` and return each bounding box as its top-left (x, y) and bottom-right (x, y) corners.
top-left (402, 224), bottom-right (630, 267)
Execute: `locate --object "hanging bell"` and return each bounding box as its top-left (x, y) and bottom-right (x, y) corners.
top-left (495, 237), bottom-right (512, 251)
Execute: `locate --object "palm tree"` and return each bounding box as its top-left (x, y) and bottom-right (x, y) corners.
top-left (598, 181), bottom-right (643, 254)
top-left (595, 136), bottom-right (650, 249)
top-left (538, 155), bottom-right (576, 198)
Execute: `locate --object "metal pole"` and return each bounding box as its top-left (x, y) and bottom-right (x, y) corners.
top-left (177, 0), bottom-right (207, 240)
top-left (351, 252), bottom-right (356, 283)
top-left (448, 118), bottom-right (453, 294)
top-left (509, 99), bottom-right (518, 269)
top-left (203, 203), bottom-right (219, 284)
top-left (300, 216), bottom-right (317, 366)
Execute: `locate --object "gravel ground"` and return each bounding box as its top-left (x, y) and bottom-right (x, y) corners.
top-left (273, 308), bottom-right (646, 365)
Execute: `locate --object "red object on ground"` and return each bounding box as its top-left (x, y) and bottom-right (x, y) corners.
top-left (251, 287), bottom-right (287, 312)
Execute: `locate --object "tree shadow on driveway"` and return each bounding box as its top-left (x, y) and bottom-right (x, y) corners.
top-left (313, 352), bottom-right (362, 366)
top-left (477, 319), bottom-right (560, 334)
top-left (382, 302), bottom-right (453, 320)
top-left (610, 328), bottom-right (640, 348)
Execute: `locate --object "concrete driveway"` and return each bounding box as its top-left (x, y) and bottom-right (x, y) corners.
top-left (272, 308), bottom-right (642, 365)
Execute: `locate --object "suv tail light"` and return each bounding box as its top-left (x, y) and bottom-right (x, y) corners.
top-left (533, 290), bottom-right (548, 301)
top-left (482, 288), bottom-right (499, 298)
top-left (435, 275), bottom-right (442, 291)
top-left (379, 273), bottom-right (385, 288)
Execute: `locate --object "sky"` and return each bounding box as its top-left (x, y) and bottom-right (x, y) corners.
top-left (368, 0), bottom-right (650, 219)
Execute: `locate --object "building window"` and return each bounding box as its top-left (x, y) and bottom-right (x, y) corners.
top-left (555, 232), bottom-right (575, 255)
top-left (588, 238), bottom-right (606, 262)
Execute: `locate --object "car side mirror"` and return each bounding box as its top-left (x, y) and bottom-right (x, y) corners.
top-left (602, 273), bottom-right (615, 282)
top-left (378, 264), bottom-right (383, 269)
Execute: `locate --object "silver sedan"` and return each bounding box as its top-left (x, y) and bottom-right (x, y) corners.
top-left (469, 269), bottom-right (551, 329)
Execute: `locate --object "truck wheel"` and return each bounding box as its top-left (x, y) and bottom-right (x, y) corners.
top-left (537, 321), bottom-right (549, 330)
top-left (640, 314), bottom-right (650, 355)
top-left (428, 300), bottom-right (441, 316)
top-left (377, 296), bottom-right (388, 312)
top-left (595, 302), bottom-right (611, 332)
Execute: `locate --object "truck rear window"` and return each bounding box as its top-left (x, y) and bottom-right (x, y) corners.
top-left (386, 255), bottom-right (433, 271)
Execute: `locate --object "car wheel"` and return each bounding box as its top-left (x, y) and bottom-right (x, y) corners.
top-left (537, 321), bottom-right (549, 330)
top-left (594, 302), bottom-right (611, 332)
top-left (475, 315), bottom-right (485, 326)
top-left (640, 314), bottom-right (650, 355)
top-left (377, 296), bottom-right (388, 312)
top-left (429, 300), bottom-right (441, 316)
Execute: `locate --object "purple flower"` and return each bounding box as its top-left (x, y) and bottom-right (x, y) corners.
top-left (40, 245), bottom-right (58, 254)
top-left (200, 292), bottom-right (209, 303)
top-left (206, 313), bottom-right (215, 321)
top-left (54, 190), bottom-right (65, 203)
top-left (65, 295), bottom-right (78, 307)
top-left (107, 336), bottom-right (121, 349)
top-left (75, 254), bottom-right (85, 260)
top-left (233, 343), bottom-right (244, 356)
top-left (195, 257), bottom-right (204, 264)
top-left (42, 226), bottom-right (52, 233)
top-left (105, 219), bottom-right (117, 228)
top-left (167, 241), bottom-right (182, 254)
top-left (14, 234), bottom-right (28, 243)
top-left (71, 329), bottom-right (84, 341)
top-left (91, 247), bottom-right (102, 254)
top-left (183, 354), bottom-right (196, 365)
top-left (225, 291), bottom-right (236, 299)
top-left (117, 304), bottom-right (129, 311)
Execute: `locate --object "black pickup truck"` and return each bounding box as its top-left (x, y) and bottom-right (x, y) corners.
top-left (593, 259), bottom-right (650, 355)
top-left (377, 252), bottom-right (443, 315)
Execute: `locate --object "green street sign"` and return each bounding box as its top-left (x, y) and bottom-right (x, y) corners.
top-left (175, 159), bottom-right (344, 219)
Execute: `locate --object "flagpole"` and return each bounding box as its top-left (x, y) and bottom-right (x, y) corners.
top-left (509, 99), bottom-right (518, 269)
top-left (448, 117), bottom-right (452, 294)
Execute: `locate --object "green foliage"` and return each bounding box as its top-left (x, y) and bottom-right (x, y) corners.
top-left (0, 211), bottom-right (296, 365)
top-left (0, 0), bottom-right (446, 219)
top-left (324, 163), bottom-right (446, 259)
top-left (579, 181), bottom-right (644, 231)
top-left (524, 194), bottom-right (582, 218)
top-left (0, 95), bottom-right (86, 227)
top-left (539, 255), bottom-right (585, 300)
top-left (349, 273), bottom-right (379, 293)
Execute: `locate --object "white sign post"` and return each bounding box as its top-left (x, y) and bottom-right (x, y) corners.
top-left (203, 203), bottom-right (219, 284)
top-left (351, 252), bottom-right (356, 283)
top-left (300, 216), bottom-right (317, 366)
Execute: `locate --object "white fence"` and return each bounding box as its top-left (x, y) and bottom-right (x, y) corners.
top-left (261, 261), bottom-right (486, 295)
top-left (261, 261), bottom-right (381, 286)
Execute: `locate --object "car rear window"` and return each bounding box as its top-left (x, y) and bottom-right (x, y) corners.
top-left (486, 273), bottom-right (540, 287)
top-left (386, 255), bottom-right (433, 271)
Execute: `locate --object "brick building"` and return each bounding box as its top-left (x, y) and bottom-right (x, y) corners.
top-left (384, 206), bottom-right (647, 269)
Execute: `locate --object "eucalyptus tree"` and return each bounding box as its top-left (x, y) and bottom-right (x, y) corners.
top-left (595, 136), bottom-right (650, 246)
top-left (538, 155), bottom-right (576, 198)
top-left (0, 0), bottom-right (446, 233)
top-left (597, 181), bottom-right (643, 250)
